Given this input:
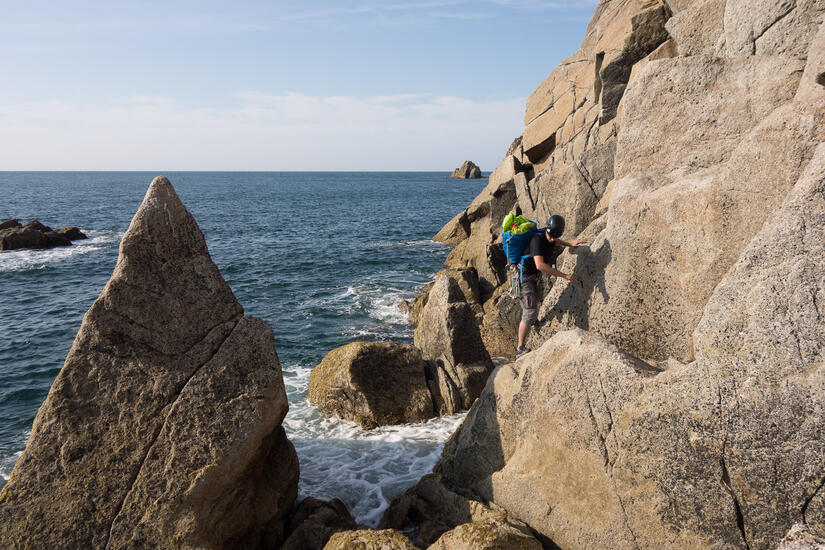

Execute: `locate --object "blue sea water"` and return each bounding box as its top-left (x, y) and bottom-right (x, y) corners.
top-left (0, 171), bottom-right (484, 525)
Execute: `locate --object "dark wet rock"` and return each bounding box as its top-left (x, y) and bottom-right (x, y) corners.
top-left (0, 219), bottom-right (88, 251)
top-left (23, 219), bottom-right (52, 232)
top-left (56, 225), bottom-right (88, 241)
top-left (281, 497), bottom-right (357, 550)
top-left (383, 473), bottom-right (526, 548)
top-left (0, 226), bottom-right (51, 250)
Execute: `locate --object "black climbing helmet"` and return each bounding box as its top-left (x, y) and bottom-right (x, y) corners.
top-left (545, 215), bottom-right (565, 238)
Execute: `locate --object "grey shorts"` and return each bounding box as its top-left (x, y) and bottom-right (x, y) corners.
top-left (520, 276), bottom-right (538, 326)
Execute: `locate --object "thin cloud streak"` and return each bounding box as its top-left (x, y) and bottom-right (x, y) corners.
top-left (0, 93), bottom-right (525, 171)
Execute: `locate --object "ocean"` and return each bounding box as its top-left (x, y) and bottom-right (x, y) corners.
top-left (0, 171), bottom-right (485, 525)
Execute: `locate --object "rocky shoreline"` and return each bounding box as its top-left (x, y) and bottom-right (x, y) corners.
top-left (2, 0), bottom-right (825, 548)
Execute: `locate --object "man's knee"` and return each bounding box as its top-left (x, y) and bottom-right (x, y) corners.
top-left (520, 290), bottom-right (538, 326)
top-left (521, 308), bottom-right (538, 326)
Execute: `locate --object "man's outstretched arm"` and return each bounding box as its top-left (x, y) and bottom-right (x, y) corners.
top-left (554, 238), bottom-right (588, 248)
top-left (533, 255), bottom-right (576, 283)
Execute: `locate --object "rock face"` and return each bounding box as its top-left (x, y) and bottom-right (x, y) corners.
top-left (308, 342), bottom-right (435, 429)
top-left (0, 218), bottom-right (88, 251)
top-left (450, 161), bottom-right (482, 179)
top-left (531, 49), bottom-right (820, 364)
top-left (412, 1), bottom-right (825, 548)
top-left (0, 176), bottom-right (299, 549)
top-left (437, 145), bottom-right (825, 549)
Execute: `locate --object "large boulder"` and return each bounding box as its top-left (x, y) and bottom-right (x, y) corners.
top-left (281, 497), bottom-right (357, 550)
top-left (323, 529), bottom-right (417, 550)
top-left (427, 518), bottom-right (542, 550)
top-left (438, 145), bottom-right (825, 549)
top-left (414, 273), bottom-right (494, 413)
top-left (383, 473), bottom-right (535, 548)
top-left (56, 225), bottom-right (88, 241)
top-left (691, 143), bottom-right (825, 546)
top-left (0, 176), bottom-right (299, 549)
top-left (450, 161), bottom-right (482, 179)
top-left (309, 342), bottom-right (435, 429)
top-left (0, 224), bottom-right (52, 250)
top-left (478, 283), bottom-right (522, 359)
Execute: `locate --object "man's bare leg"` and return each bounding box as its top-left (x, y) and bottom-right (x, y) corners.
top-left (517, 321), bottom-right (530, 349)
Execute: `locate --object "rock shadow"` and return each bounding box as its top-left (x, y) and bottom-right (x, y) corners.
top-left (539, 239), bottom-right (612, 332)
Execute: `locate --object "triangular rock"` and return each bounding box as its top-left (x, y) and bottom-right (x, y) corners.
top-left (0, 176), bottom-right (298, 548)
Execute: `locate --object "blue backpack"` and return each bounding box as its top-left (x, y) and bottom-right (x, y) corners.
top-left (502, 212), bottom-right (542, 283)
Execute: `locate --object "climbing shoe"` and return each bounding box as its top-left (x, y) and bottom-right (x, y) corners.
top-left (516, 346), bottom-right (529, 357)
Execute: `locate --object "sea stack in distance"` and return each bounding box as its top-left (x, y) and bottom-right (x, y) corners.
top-left (450, 161), bottom-right (482, 179)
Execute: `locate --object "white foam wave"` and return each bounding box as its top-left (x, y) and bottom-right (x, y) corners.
top-left (0, 230), bottom-right (122, 273)
top-left (367, 239), bottom-right (443, 249)
top-left (282, 362), bottom-right (466, 526)
top-left (0, 432), bottom-right (29, 485)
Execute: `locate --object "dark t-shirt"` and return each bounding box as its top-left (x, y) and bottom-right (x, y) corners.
top-left (522, 233), bottom-right (561, 277)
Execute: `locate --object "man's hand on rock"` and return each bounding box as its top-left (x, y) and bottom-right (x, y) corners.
top-left (571, 239), bottom-right (588, 247)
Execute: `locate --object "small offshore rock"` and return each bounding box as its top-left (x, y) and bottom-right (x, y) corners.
top-left (450, 161), bottom-right (482, 179)
top-left (56, 226), bottom-right (87, 240)
top-left (0, 219), bottom-right (88, 251)
top-left (23, 218), bottom-right (52, 232)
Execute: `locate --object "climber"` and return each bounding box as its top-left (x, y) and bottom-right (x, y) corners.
top-left (516, 214), bottom-right (587, 357)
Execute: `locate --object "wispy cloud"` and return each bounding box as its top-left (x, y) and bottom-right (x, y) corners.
top-left (0, 92), bottom-right (525, 170)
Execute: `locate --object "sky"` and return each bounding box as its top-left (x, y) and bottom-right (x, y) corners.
top-left (0, 0), bottom-right (598, 171)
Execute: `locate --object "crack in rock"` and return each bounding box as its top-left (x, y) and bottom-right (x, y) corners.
top-left (103, 314), bottom-right (243, 548)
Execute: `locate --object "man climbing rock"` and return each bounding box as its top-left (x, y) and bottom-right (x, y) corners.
top-left (516, 214), bottom-right (587, 357)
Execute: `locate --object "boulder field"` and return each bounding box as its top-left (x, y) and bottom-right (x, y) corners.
top-left (0, 177), bottom-right (299, 549)
top-left (387, 0), bottom-right (825, 548)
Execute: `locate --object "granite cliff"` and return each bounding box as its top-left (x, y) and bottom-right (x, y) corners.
top-left (388, 0), bottom-right (825, 548)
